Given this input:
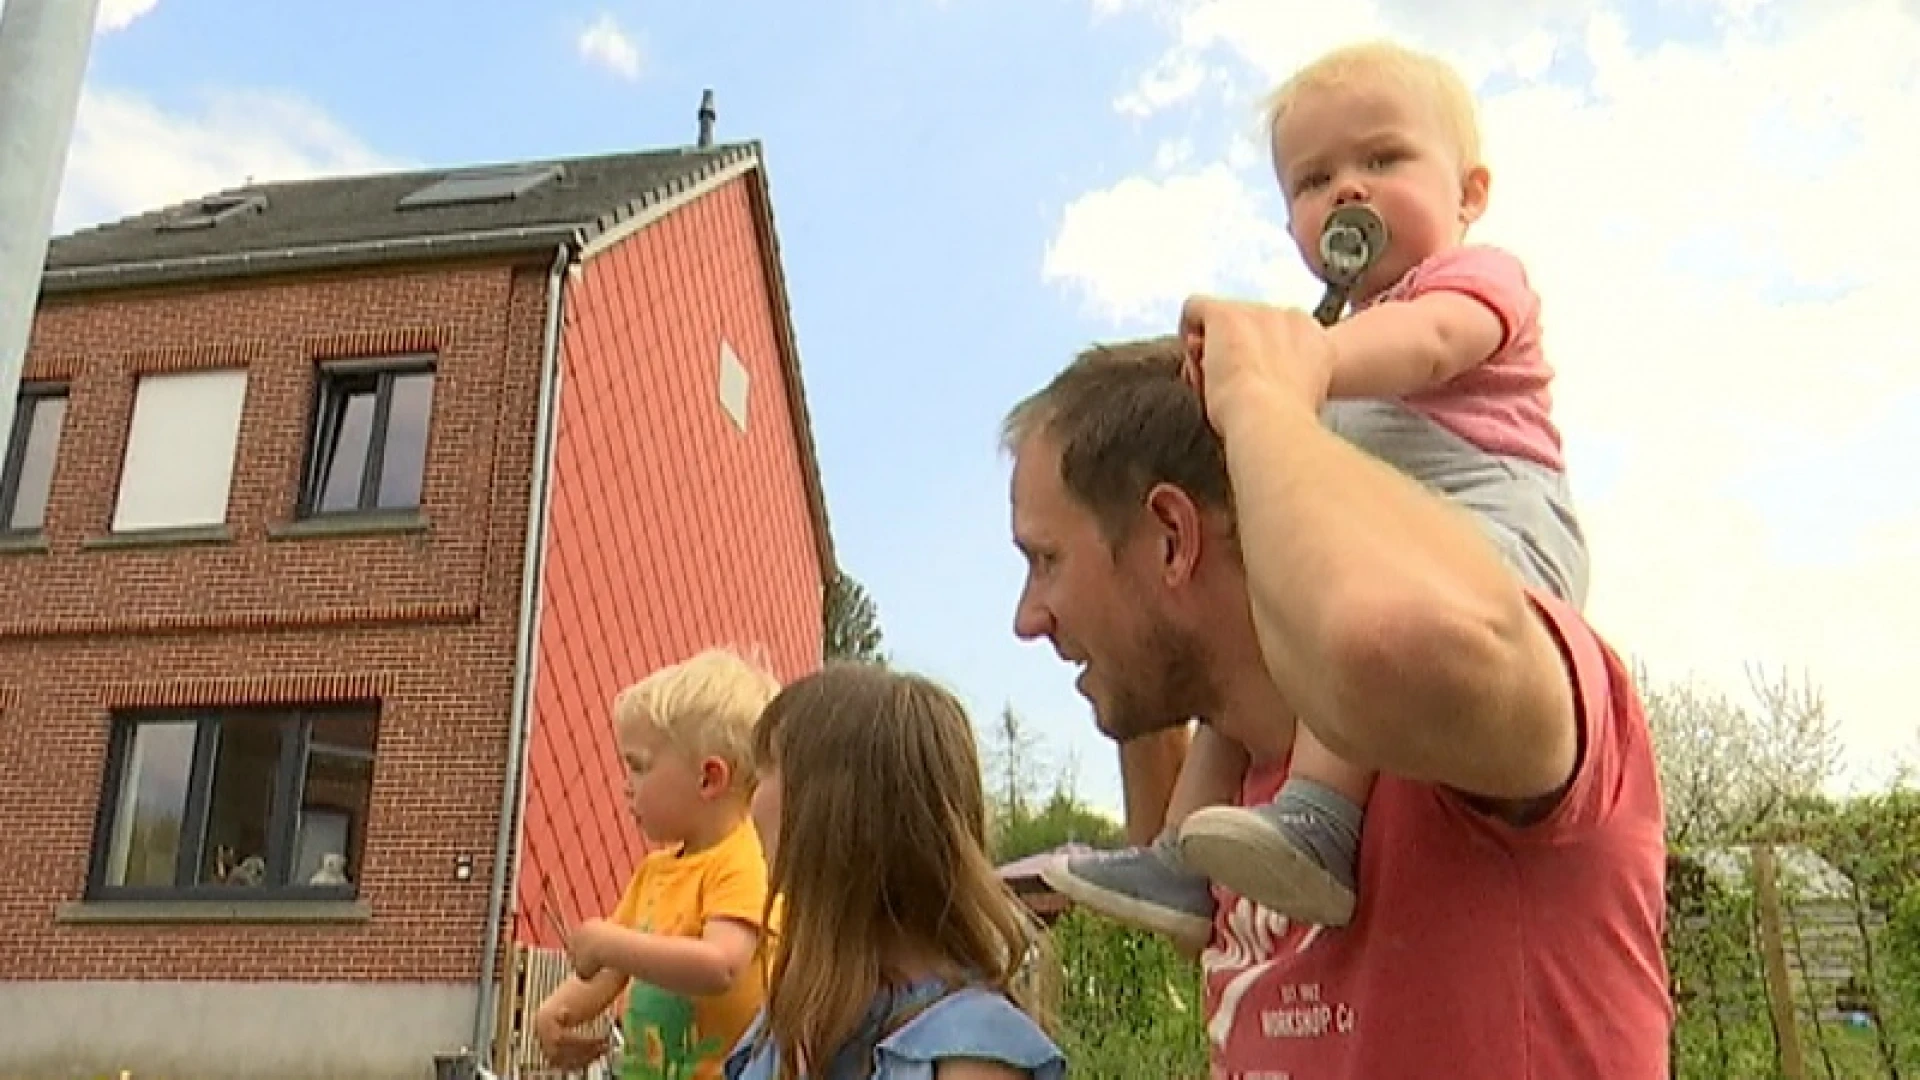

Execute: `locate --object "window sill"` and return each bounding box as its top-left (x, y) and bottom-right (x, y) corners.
top-left (269, 510), bottom-right (429, 541)
top-left (0, 530), bottom-right (49, 555)
top-left (57, 899), bottom-right (372, 925)
top-left (82, 524), bottom-right (233, 551)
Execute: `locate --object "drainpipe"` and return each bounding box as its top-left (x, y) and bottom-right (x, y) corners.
top-left (472, 242), bottom-right (573, 1055)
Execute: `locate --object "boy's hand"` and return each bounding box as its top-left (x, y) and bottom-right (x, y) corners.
top-left (565, 917), bottom-right (620, 980)
top-left (1178, 296), bottom-right (1335, 434)
top-left (533, 1001), bottom-right (612, 1070)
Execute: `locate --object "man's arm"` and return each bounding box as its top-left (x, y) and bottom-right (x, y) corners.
top-left (1119, 727), bottom-right (1189, 846)
top-left (1325, 292), bottom-right (1504, 399)
top-left (585, 917), bottom-right (761, 998)
top-left (1218, 380), bottom-right (1576, 805)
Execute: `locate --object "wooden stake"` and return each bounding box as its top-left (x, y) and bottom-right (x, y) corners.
top-left (1751, 844), bottom-right (1809, 1080)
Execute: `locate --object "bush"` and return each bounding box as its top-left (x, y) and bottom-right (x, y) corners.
top-left (1881, 882), bottom-right (1920, 1067)
top-left (1050, 911), bottom-right (1209, 1080)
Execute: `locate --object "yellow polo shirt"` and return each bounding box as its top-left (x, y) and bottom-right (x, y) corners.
top-left (610, 818), bottom-right (771, 1080)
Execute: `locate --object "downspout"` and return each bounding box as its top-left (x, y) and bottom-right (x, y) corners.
top-left (472, 242), bottom-right (573, 1054)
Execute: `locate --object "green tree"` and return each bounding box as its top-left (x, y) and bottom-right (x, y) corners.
top-left (823, 569), bottom-right (886, 664)
top-left (978, 711), bottom-right (1205, 1076)
top-left (986, 704), bottom-right (1046, 823)
top-left (981, 706), bottom-right (1124, 861)
top-left (997, 784), bottom-right (1126, 863)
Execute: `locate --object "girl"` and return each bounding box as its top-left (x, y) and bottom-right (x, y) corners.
top-left (724, 664), bottom-right (1067, 1080)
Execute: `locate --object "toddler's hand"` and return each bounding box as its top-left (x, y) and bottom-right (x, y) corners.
top-left (534, 1002), bottom-right (611, 1070)
top-left (565, 917), bottom-right (616, 980)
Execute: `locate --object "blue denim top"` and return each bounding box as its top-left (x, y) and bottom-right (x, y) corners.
top-left (722, 979), bottom-right (1066, 1080)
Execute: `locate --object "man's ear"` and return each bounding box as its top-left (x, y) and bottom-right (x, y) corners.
top-left (1143, 482), bottom-right (1204, 586)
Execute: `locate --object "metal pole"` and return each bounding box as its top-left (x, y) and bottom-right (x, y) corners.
top-left (0, 0), bottom-right (101, 446)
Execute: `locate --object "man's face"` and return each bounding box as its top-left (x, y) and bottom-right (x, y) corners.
top-left (1009, 433), bottom-right (1209, 740)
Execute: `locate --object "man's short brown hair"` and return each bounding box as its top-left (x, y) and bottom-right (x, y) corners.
top-left (1001, 335), bottom-right (1233, 546)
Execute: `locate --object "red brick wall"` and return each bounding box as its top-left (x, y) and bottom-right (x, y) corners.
top-left (517, 173), bottom-right (826, 938)
top-left (0, 261), bottom-right (550, 981)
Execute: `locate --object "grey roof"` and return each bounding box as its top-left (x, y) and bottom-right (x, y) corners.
top-left (42, 142), bottom-right (761, 294)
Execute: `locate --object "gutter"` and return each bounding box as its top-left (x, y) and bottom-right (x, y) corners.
top-left (471, 242), bottom-right (573, 1055)
top-left (38, 222), bottom-right (581, 297)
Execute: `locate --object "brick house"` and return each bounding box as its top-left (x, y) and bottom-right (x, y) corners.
top-left (0, 130), bottom-right (832, 1080)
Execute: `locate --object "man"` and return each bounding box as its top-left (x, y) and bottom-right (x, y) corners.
top-left (1004, 298), bottom-right (1671, 1077)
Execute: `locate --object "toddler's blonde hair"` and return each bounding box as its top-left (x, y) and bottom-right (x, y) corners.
top-left (613, 646), bottom-right (780, 790)
top-left (1263, 40), bottom-right (1484, 172)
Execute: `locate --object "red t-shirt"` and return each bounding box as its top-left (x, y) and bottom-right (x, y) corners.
top-left (1202, 592), bottom-right (1671, 1078)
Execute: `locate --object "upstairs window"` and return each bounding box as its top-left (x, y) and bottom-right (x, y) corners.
top-left (112, 369), bottom-right (249, 533)
top-left (1, 385), bottom-right (68, 534)
top-left (301, 357), bottom-right (436, 517)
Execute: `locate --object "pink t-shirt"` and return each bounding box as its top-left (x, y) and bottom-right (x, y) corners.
top-left (1364, 245), bottom-right (1565, 472)
top-left (1203, 592), bottom-right (1671, 1079)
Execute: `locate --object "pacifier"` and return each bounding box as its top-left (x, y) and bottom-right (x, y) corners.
top-left (1313, 204), bottom-right (1390, 326)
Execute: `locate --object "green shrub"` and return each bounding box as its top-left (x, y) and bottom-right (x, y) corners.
top-left (1050, 911), bottom-right (1208, 1080)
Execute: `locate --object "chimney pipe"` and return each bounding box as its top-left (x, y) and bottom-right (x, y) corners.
top-left (697, 89), bottom-right (716, 148)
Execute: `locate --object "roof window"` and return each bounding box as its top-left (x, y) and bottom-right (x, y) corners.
top-left (155, 193), bottom-right (268, 232)
top-left (397, 164), bottom-right (564, 210)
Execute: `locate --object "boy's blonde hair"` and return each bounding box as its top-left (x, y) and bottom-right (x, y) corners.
top-left (613, 646), bottom-right (780, 788)
top-left (1263, 40), bottom-right (1484, 172)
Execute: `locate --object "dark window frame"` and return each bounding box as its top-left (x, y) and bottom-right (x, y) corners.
top-left (85, 703), bottom-right (379, 903)
top-left (1, 383), bottom-right (69, 535)
top-left (298, 355), bottom-right (436, 518)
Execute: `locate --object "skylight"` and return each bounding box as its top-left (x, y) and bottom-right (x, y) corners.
top-left (397, 164), bottom-right (564, 210)
top-left (156, 193), bottom-right (268, 232)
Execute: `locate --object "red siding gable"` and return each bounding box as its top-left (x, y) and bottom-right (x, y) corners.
top-left (517, 172), bottom-right (825, 939)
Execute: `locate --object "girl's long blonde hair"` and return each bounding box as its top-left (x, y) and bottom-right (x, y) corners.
top-left (752, 663), bottom-right (1057, 1079)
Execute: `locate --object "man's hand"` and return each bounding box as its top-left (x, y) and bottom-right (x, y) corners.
top-left (565, 917), bottom-right (619, 980)
top-left (533, 1001), bottom-right (612, 1070)
top-left (1178, 296), bottom-right (1335, 433)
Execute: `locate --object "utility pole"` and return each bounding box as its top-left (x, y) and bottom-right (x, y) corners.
top-left (0, 0), bottom-right (100, 448)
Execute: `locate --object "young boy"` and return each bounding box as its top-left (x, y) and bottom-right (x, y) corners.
top-left (534, 647), bottom-right (781, 1080)
top-left (1044, 39), bottom-right (1591, 943)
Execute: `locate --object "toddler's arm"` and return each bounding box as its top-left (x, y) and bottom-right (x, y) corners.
top-left (1324, 246), bottom-right (1536, 399)
top-left (1326, 293), bottom-right (1502, 398)
top-left (533, 968), bottom-right (624, 1067)
top-left (585, 916), bottom-right (761, 997)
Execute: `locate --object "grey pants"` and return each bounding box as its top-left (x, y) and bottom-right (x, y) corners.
top-left (1322, 399), bottom-right (1590, 610)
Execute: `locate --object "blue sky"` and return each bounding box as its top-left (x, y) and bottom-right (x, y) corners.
top-left (39, 0), bottom-right (1920, 813)
top-left (60, 0), bottom-right (1199, 814)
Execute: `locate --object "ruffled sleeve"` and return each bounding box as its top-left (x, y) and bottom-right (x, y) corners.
top-left (871, 990), bottom-right (1066, 1079)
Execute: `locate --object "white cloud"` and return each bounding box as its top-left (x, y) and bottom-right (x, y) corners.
top-left (55, 86), bottom-right (401, 232)
top-left (97, 0), bottom-right (158, 33)
top-left (576, 12), bottom-right (643, 82)
top-left (1044, 164), bottom-right (1293, 325)
top-left (1047, 0), bottom-right (1920, 787)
